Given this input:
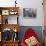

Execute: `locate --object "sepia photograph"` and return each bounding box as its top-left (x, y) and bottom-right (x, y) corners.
top-left (23, 8), bottom-right (37, 18)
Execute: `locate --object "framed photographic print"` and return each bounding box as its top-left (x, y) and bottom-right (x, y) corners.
top-left (2, 10), bottom-right (9, 15)
top-left (23, 8), bottom-right (37, 18)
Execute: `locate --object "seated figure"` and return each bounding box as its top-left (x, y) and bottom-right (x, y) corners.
top-left (21, 28), bottom-right (41, 46)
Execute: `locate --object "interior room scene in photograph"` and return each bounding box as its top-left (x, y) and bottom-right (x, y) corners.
top-left (0, 0), bottom-right (45, 46)
top-left (23, 8), bottom-right (36, 18)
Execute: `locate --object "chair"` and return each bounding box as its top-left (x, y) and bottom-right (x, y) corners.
top-left (21, 28), bottom-right (41, 46)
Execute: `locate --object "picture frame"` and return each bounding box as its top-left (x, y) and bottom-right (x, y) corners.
top-left (23, 8), bottom-right (37, 18)
top-left (9, 10), bottom-right (17, 15)
top-left (2, 10), bottom-right (9, 15)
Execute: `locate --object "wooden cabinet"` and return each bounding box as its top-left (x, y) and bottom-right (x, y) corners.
top-left (0, 7), bottom-right (19, 46)
top-left (0, 7), bottom-right (19, 24)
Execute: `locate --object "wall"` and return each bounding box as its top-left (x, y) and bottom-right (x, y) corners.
top-left (0, 0), bottom-right (15, 7)
top-left (0, 0), bottom-right (44, 26)
top-left (17, 0), bottom-right (44, 26)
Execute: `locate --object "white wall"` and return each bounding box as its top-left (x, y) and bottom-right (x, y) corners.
top-left (0, 0), bottom-right (15, 7)
top-left (0, 0), bottom-right (44, 26)
top-left (17, 0), bottom-right (44, 26)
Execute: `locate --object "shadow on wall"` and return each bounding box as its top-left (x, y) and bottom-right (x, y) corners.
top-left (18, 26), bottom-right (43, 44)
